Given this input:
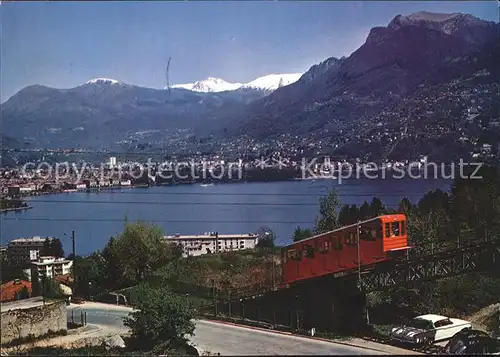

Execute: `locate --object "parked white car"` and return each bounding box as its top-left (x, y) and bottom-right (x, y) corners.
top-left (390, 314), bottom-right (472, 346)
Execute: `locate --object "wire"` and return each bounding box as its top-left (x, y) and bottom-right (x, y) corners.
top-left (1, 217), bottom-right (317, 224)
top-left (13, 199), bottom-right (413, 207)
top-left (23, 190), bottom-right (448, 197)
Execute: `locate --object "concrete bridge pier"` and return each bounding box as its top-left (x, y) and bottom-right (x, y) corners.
top-left (295, 276), bottom-right (367, 333)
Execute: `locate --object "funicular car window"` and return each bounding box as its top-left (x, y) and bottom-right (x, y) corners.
top-left (333, 236), bottom-right (342, 250)
top-left (288, 249), bottom-right (301, 260)
top-left (304, 244), bottom-right (315, 258)
top-left (319, 239), bottom-right (330, 253)
top-left (385, 223), bottom-right (390, 237)
top-left (360, 227), bottom-right (377, 241)
top-left (391, 222), bottom-right (400, 236)
top-left (346, 232), bottom-right (357, 245)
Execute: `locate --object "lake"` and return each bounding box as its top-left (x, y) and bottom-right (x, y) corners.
top-left (1, 177), bottom-right (452, 255)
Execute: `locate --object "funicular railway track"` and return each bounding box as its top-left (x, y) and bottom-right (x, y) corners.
top-left (202, 239), bottom-right (500, 350)
top-left (196, 211), bottom-right (500, 354)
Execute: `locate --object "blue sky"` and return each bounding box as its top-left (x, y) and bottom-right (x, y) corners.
top-left (1, 1), bottom-right (497, 102)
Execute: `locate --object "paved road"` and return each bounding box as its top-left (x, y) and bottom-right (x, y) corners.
top-left (67, 303), bottom-right (387, 355)
top-left (191, 319), bottom-right (386, 355)
top-left (68, 303), bottom-right (129, 333)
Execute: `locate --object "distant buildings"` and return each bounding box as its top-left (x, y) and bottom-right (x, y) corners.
top-left (109, 156), bottom-right (117, 168)
top-left (6, 236), bottom-right (53, 268)
top-left (0, 246), bottom-right (7, 261)
top-left (164, 232), bottom-right (259, 257)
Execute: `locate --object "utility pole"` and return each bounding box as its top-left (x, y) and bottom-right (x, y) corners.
top-left (357, 222), bottom-right (361, 284)
top-left (215, 231), bottom-right (218, 254)
top-left (271, 258), bottom-right (275, 290)
top-left (71, 230), bottom-right (76, 296)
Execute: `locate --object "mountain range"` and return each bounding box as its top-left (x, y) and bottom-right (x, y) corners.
top-left (2, 11), bottom-right (499, 159)
top-left (171, 73), bottom-right (303, 93)
top-left (226, 11), bottom-right (499, 136)
top-left (1, 75), bottom-right (295, 149)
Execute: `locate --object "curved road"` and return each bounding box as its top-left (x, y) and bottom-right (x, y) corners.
top-left (67, 303), bottom-right (388, 355)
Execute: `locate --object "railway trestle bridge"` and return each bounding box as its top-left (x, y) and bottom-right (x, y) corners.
top-left (204, 240), bottom-right (500, 332)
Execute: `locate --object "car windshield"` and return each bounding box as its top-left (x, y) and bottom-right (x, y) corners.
top-left (409, 318), bottom-right (433, 330)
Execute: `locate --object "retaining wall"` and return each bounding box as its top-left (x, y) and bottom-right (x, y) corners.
top-left (1, 299), bottom-right (67, 345)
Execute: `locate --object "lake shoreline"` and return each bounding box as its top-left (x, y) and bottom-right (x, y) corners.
top-left (0, 205), bottom-right (34, 213)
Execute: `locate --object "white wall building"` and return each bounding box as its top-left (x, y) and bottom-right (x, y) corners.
top-left (164, 232), bottom-right (259, 257)
top-left (76, 183), bottom-right (87, 190)
top-left (120, 180), bottom-right (131, 186)
top-left (30, 256), bottom-right (73, 281)
top-left (109, 156), bottom-right (117, 168)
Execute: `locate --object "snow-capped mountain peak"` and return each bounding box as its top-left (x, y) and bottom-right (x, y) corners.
top-left (85, 78), bottom-right (122, 85)
top-left (240, 73), bottom-right (303, 91)
top-left (172, 73), bottom-right (303, 93)
top-left (172, 77), bottom-right (242, 93)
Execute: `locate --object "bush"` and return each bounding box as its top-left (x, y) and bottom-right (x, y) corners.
top-left (123, 284), bottom-right (195, 353)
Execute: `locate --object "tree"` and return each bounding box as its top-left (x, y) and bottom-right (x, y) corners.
top-left (102, 237), bottom-right (123, 289)
top-left (256, 227), bottom-right (276, 248)
top-left (112, 221), bottom-right (172, 284)
top-left (398, 197), bottom-right (415, 215)
top-left (358, 201), bottom-right (371, 221)
top-left (369, 197), bottom-right (386, 217)
top-left (338, 205), bottom-right (351, 226)
top-left (42, 238), bottom-right (64, 258)
top-left (409, 208), bottom-right (449, 255)
top-left (315, 189), bottom-right (342, 234)
top-left (449, 165), bottom-right (500, 245)
top-left (338, 204), bottom-right (360, 226)
top-left (42, 278), bottom-right (65, 299)
top-left (124, 284), bottom-right (195, 353)
top-left (418, 189), bottom-right (450, 216)
top-left (73, 253), bottom-right (108, 297)
top-left (348, 204), bottom-right (360, 224)
top-left (292, 226), bottom-right (313, 242)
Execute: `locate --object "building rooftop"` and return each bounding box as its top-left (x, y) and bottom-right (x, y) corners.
top-left (32, 257), bottom-right (72, 266)
top-left (1, 280), bottom-right (32, 304)
top-left (165, 233), bottom-right (258, 240)
top-left (10, 236), bottom-right (54, 243)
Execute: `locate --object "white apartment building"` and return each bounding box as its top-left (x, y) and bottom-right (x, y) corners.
top-left (164, 232), bottom-right (259, 257)
top-left (29, 256), bottom-right (73, 281)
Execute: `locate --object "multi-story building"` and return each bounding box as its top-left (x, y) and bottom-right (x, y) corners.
top-left (29, 256), bottom-right (73, 281)
top-left (0, 246), bottom-right (7, 261)
top-left (164, 232), bottom-right (259, 257)
top-left (6, 236), bottom-right (53, 268)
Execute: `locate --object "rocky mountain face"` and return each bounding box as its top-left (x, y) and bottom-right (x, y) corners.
top-left (223, 12), bottom-right (499, 150)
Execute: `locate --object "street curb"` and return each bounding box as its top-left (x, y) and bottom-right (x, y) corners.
top-left (197, 318), bottom-right (398, 354)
